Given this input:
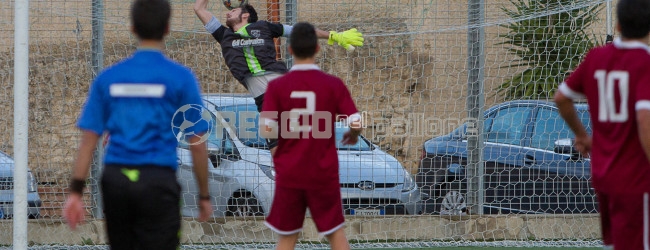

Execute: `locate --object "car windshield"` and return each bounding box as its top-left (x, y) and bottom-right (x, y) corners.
top-left (454, 106), bottom-right (592, 141)
top-left (215, 104), bottom-right (371, 151)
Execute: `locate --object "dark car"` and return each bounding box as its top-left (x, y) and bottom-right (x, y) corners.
top-left (416, 100), bottom-right (595, 215)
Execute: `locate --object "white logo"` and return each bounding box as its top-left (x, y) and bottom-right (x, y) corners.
top-left (251, 30), bottom-right (261, 38)
top-left (171, 104), bottom-right (214, 145)
top-left (231, 38), bottom-right (265, 48)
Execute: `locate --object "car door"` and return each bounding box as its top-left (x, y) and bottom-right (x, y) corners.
top-left (177, 117), bottom-right (243, 217)
top-left (522, 106), bottom-right (595, 214)
top-left (481, 104), bottom-right (534, 213)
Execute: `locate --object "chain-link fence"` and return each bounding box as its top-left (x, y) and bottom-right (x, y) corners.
top-left (1, 0), bottom-right (614, 248)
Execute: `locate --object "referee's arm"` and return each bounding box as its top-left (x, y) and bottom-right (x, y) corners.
top-left (71, 130), bottom-right (100, 182)
top-left (188, 135), bottom-right (212, 221)
top-left (64, 130), bottom-right (100, 230)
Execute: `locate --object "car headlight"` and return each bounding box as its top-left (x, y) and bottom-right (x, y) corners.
top-left (402, 170), bottom-right (416, 192)
top-left (27, 171), bottom-right (37, 193)
top-left (259, 164), bottom-right (276, 180)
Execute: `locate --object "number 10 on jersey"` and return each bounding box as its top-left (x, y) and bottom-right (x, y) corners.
top-left (595, 70), bottom-right (629, 122)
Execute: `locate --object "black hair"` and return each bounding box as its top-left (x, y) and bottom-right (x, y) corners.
top-left (131, 0), bottom-right (171, 40)
top-left (616, 0), bottom-right (650, 39)
top-left (289, 22), bottom-right (318, 59)
top-left (240, 4), bottom-right (258, 23)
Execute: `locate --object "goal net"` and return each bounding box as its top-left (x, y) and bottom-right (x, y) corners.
top-left (0, 0), bottom-right (612, 248)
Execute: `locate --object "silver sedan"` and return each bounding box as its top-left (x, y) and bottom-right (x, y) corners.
top-left (177, 94), bottom-right (422, 217)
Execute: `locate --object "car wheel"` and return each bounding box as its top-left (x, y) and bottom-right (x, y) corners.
top-left (226, 193), bottom-right (264, 217)
top-left (440, 191), bottom-right (467, 215)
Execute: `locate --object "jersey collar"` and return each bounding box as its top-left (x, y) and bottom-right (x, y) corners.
top-left (289, 64), bottom-right (320, 71)
top-left (136, 47), bottom-right (162, 52)
top-left (235, 23), bottom-right (252, 37)
top-left (613, 37), bottom-right (650, 52)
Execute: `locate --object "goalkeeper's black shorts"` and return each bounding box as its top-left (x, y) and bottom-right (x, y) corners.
top-left (101, 164), bottom-right (181, 250)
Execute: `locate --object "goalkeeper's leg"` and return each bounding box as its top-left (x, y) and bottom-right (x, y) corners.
top-left (253, 92), bottom-right (278, 154)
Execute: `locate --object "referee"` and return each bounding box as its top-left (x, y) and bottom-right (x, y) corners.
top-left (63, 0), bottom-right (212, 249)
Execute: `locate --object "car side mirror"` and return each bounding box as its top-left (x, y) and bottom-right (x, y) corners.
top-left (554, 138), bottom-right (582, 160)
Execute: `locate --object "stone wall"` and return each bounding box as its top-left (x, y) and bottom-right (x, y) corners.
top-left (0, 0), bottom-right (612, 182)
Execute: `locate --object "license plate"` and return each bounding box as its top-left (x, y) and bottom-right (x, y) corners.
top-left (350, 209), bottom-right (384, 216)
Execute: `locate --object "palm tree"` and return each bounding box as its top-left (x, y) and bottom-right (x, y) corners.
top-left (497, 0), bottom-right (603, 100)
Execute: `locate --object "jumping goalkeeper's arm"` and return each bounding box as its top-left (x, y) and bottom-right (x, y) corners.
top-left (279, 23), bottom-right (363, 51)
top-left (317, 28), bottom-right (364, 51)
top-left (194, 0), bottom-right (215, 26)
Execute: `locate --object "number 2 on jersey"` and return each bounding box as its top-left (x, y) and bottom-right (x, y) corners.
top-left (595, 70), bottom-right (629, 122)
top-left (289, 91), bottom-right (315, 132)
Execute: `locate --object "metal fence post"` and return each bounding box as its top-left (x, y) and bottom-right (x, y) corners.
top-left (466, 0), bottom-right (485, 215)
top-left (90, 0), bottom-right (105, 219)
top-left (284, 0), bottom-right (297, 68)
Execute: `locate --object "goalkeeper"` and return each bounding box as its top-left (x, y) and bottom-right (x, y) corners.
top-left (194, 0), bottom-right (362, 152)
top-left (193, 0), bottom-right (363, 110)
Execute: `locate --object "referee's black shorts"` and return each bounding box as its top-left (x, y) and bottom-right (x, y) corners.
top-left (101, 164), bottom-right (181, 250)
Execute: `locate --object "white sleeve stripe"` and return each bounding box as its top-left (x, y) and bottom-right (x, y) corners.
top-left (558, 83), bottom-right (585, 100)
top-left (205, 16), bottom-right (221, 34)
top-left (636, 100), bottom-right (650, 111)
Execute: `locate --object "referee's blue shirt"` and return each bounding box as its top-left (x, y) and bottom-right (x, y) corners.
top-left (77, 48), bottom-right (207, 170)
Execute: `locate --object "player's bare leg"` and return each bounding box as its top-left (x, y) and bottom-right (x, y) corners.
top-left (325, 228), bottom-right (350, 250)
top-left (276, 233), bottom-right (299, 250)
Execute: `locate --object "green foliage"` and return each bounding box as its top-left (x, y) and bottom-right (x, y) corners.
top-left (81, 237), bottom-right (94, 246)
top-left (497, 0), bottom-right (603, 100)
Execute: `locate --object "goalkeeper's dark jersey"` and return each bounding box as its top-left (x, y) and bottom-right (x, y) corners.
top-left (211, 21), bottom-right (288, 85)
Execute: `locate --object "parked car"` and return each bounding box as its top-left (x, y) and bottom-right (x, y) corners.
top-left (0, 150), bottom-right (42, 219)
top-left (177, 94), bottom-right (423, 217)
top-left (416, 100), bottom-right (595, 215)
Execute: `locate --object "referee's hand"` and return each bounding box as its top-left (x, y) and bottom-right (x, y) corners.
top-left (63, 193), bottom-right (86, 230)
top-left (198, 199), bottom-right (212, 222)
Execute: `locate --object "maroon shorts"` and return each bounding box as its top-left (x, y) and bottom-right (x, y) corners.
top-left (264, 185), bottom-right (344, 235)
top-left (604, 191), bottom-right (650, 250)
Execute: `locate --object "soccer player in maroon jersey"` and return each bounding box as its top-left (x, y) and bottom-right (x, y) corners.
top-left (260, 22), bottom-right (362, 250)
top-left (555, 0), bottom-right (650, 249)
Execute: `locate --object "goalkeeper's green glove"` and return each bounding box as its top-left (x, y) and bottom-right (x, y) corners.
top-left (328, 28), bottom-right (364, 51)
